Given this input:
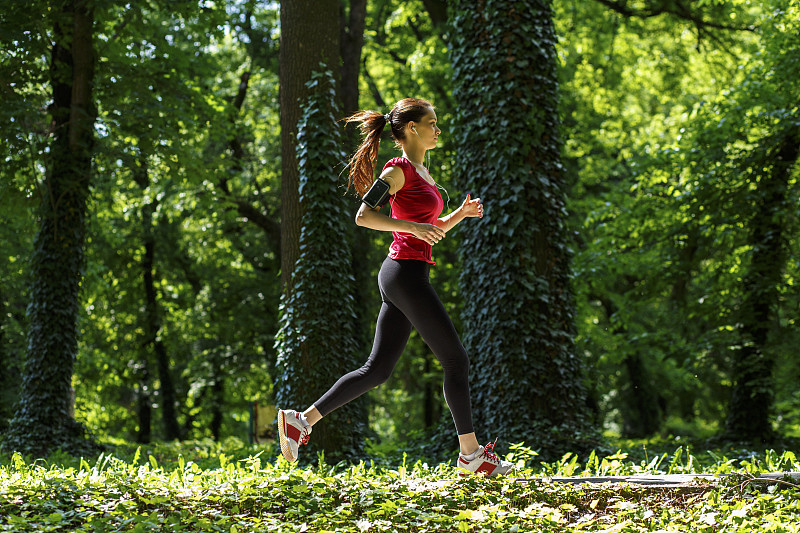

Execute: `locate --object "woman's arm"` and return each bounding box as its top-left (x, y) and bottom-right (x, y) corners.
top-left (354, 166), bottom-right (445, 246)
top-left (436, 194), bottom-right (483, 233)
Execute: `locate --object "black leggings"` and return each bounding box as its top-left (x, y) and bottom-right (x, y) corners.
top-left (315, 257), bottom-right (474, 435)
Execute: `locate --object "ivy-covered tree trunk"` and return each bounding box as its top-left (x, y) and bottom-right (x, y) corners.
top-left (450, 0), bottom-right (595, 457)
top-left (275, 69), bottom-right (366, 461)
top-left (725, 129), bottom-right (799, 442)
top-left (279, 0), bottom-right (340, 292)
top-left (4, 0), bottom-right (96, 456)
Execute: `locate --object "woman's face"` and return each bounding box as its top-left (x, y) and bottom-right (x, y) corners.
top-left (410, 109), bottom-right (440, 149)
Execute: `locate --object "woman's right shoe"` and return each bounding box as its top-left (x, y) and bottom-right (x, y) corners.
top-left (456, 440), bottom-right (513, 477)
top-left (277, 409), bottom-right (311, 462)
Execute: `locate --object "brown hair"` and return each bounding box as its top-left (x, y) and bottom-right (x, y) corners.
top-left (345, 98), bottom-right (434, 196)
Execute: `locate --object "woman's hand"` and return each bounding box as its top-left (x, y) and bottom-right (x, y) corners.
top-left (409, 222), bottom-right (446, 245)
top-left (460, 194), bottom-right (483, 218)
top-left (434, 193), bottom-right (484, 233)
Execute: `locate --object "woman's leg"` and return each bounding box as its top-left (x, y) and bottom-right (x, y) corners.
top-left (281, 258), bottom-right (482, 462)
top-left (302, 406), bottom-right (323, 426)
top-left (457, 433), bottom-right (480, 456)
top-left (379, 259), bottom-right (476, 439)
top-left (312, 299), bottom-right (413, 418)
top-left (280, 299), bottom-right (411, 463)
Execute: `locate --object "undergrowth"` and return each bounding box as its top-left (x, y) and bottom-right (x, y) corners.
top-left (1, 439), bottom-right (800, 532)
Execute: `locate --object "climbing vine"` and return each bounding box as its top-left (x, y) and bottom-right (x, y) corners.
top-left (449, 0), bottom-right (596, 458)
top-left (274, 67), bottom-right (367, 461)
top-left (3, 0), bottom-right (97, 457)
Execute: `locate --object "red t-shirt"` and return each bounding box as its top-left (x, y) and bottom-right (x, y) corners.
top-left (382, 156), bottom-right (444, 265)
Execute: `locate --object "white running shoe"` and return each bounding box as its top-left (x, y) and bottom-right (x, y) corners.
top-left (277, 409), bottom-right (311, 462)
top-left (456, 440), bottom-right (514, 477)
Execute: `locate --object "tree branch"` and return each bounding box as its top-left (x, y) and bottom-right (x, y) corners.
top-left (214, 69), bottom-right (281, 257)
top-left (593, 0), bottom-right (757, 32)
top-left (362, 57), bottom-right (386, 108)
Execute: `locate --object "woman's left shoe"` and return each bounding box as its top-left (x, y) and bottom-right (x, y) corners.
top-left (456, 440), bottom-right (513, 477)
top-left (277, 409), bottom-right (311, 463)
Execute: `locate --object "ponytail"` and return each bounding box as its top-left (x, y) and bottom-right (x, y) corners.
top-left (345, 98), bottom-right (434, 197)
top-left (344, 110), bottom-right (389, 197)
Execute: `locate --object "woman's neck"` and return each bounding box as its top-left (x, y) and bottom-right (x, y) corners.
top-left (402, 146), bottom-right (426, 167)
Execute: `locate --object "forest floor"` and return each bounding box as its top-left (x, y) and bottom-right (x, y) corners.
top-left (2, 438), bottom-right (800, 532)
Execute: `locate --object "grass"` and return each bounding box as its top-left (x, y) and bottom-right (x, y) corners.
top-left (1, 438), bottom-right (800, 532)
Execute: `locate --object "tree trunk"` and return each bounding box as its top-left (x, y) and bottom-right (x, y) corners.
top-left (279, 0), bottom-right (340, 292)
top-left (421, 0), bottom-right (448, 30)
top-left (622, 354), bottom-right (664, 438)
top-left (669, 231), bottom-right (701, 423)
top-left (339, 0), bottom-right (374, 355)
top-left (450, 0), bottom-right (595, 458)
top-left (595, 294), bottom-right (664, 437)
top-left (339, 0), bottom-right (366, 118)
top-left (133, 156), bottom-right (181, 441)
top-left (210, 373), bottom-right (224, 441)
top-left (0, 289), bottom-right (9, 431)
top-left (725, 129), bottom-right (799, 442)
top-left (274, 69), bottom-right (366, 461)
top-left (423, 353), bottom-right (438, 429)
top-left (136, 370), bottom-right (152, 444)
top-left (5, 0), bottom-right (96, 456)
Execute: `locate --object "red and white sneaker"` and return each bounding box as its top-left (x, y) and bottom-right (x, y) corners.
top-left (277, 409), bottom-right (311, 463)
top-left (456, 440), bottom-right (513, 477)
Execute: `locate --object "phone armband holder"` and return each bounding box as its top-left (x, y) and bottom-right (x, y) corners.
top-left (362, 177), bottom-right (391, 209)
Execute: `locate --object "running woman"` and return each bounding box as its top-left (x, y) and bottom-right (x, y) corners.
top-left (277, 98), bottom-right (512, 477)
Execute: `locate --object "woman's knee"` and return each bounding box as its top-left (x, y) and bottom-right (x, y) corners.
top-left (359, 359), bottom-right (394, 386)
top-left (441, 346), bottom-right (470, 378)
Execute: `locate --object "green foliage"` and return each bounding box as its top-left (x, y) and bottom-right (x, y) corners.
top-left (361, 0), bottom-right (453, 110)
top-left (662, 0), bottom-right (800, 441)
top-left (1, 0), bottom-right (281, 446)
top-left (0, 0), bottom-right (50, 196)
top-left (562, 0), bottom-right (800, 441)
top-left (449, 0), bottom-right (596, 457)
top-left (73, 0), bottom-right (279, 442)
top-left (274, 67), bottom-right (367, 461)
top-left (0, 0), bottom-right (50, 434)
top-left (0, 197), bottom-right (33, 432)
top-left (572, 0), bottom-right (800, 440)
top-left (4, 441), bottom-right (800, 532)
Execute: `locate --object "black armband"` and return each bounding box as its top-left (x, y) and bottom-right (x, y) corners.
top-left (362, 177), bottom-right (391, 209)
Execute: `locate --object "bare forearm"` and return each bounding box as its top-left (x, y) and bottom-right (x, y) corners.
top-left (355, 205), bottom-right (445, 246)
top-left (355, 207), bottom-right (414, 233)
top-left (436, 207), bottom-right (467, 233)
